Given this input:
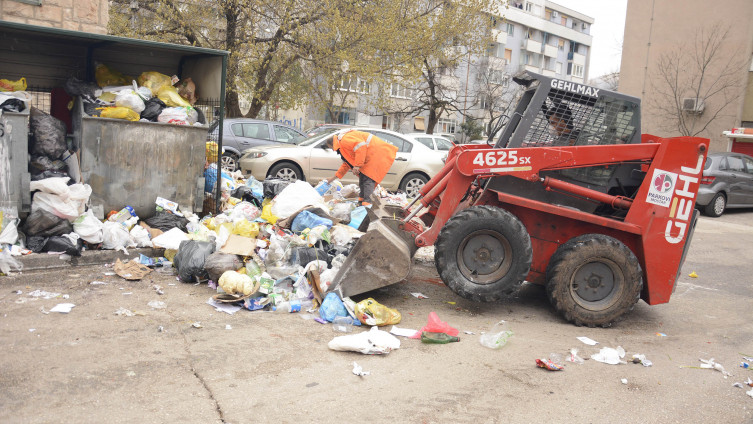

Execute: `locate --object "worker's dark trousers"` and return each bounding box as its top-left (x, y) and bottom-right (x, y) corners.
top-left (359, 173), bottom-right (376, 205)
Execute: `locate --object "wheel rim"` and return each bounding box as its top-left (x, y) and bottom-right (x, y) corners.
top-left (404, 178), bottom-right (425, 198)
top-left (221, 155), bottom-right (237, 171)
top-left (569, 259), bottom-right (623, 311)
top-left (275, 167), bottom-right (298, 182)
top-left (713, 195), bottom-right (725, 215)
top-left (456, 230), bottom-right (512, 284)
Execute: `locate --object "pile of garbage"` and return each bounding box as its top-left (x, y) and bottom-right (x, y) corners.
top-left (65, 64), bottom-right (203, 126)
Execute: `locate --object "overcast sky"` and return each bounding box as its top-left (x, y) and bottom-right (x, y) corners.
top-left (549, 0), bottom-right (628, 78)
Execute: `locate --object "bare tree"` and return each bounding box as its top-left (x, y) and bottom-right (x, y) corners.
top-left (472, 64), bottom-right (522, 141)
top-left (649, 23), bottom-right (747, 137)
top-left (588, 70), bottom-right (620, 91)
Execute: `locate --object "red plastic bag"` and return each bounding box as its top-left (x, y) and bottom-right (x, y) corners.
top-left (411, 312), bottom-right (459, 338)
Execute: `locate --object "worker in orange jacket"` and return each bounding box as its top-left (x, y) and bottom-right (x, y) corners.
top-left (326, 129), bottom-right (398, 205)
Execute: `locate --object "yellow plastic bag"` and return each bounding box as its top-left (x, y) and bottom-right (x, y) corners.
top-left (206, 141), bottom-right (219, 163)
top-left (157, 85), bottom-right (191, 108)
top-left (200, 216), bottom-right (217, 231)
top-left (97, 106), bottom-right (140, 121)
top-left (261, 203), bottom-right (279, 225)
top-left (232, 220), bottom-right (259, 238)
top-left (95, 63), bottom-right (131, 87)
top-left (137, 71), bottom-right (174, 95)
top-left (354, 298), bottom-right (401, 326)
top-left (0, 77), bottom-right (27, 92)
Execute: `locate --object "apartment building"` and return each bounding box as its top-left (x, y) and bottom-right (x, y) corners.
top-left (302, 0), bottom-right (594, 139)
top-left (619, 0), bottom-right (753, 152)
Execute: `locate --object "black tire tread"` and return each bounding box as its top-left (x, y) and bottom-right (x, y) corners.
top-left (545, 234), bottom-right (642, 327)
top-left (267, 162), bottom-right (303, 181)
top-left (435, 205), bottom-right (532, 302)
top-left (702, 192), bottom-right (725, 217)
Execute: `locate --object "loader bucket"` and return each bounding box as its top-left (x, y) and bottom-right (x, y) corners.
top-left (331, 198), bottom-right (420, 298)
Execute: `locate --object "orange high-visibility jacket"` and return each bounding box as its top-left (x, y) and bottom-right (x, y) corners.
top-left (333, 130), bottom-right (398, 183)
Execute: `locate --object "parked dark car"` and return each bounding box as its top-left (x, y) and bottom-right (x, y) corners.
top-left (696, 152), bottom-right (753, 217)
top-left (208, 118), bottom-right (306, 170)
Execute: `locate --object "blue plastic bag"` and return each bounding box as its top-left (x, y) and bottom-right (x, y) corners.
top-left (204, 164), bottom-right (233, 193)
top-left (291, 210), bottom-right (333, 233)
top-left (348, 206), bottom-right (368, 230)
top-left (319, 292), bottom-right (349, 322)
top-left (245, 175), bottom-right (264, 202)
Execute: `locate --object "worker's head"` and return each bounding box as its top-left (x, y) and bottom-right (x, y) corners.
top-left (543, 102), bottom-right (574, 137)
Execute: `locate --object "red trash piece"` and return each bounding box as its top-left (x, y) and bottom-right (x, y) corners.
top-left (411, 312), bottom-right (459, 338)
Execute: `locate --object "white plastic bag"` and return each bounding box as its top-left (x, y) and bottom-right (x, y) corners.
top-left (0, 249), bottom-right (23, 275)
top-left (102, 221), bottom-right (135, 253)
top-left (328, 326), bottom-right (401, 355)
top-left (158, 107), bottom-right (198, 125)
top-left (73, 210), bottom-right (104, 244)
top-left (115, 89), bottom-right (146, 114)
top-left (29, 177), bottom-right (71, 196)
top-left (271, 180), bottom-right (328, 219)
top-left (330, 202), bottom-right (355, 221)
top-left (228, 201), bottom-right (260, 222)
top-left (152, 227), bottom-right (189, 250)
top-left (32, 183), bottom-right (92, 222)
top-left (129, 225), bottom-right (152, 247)
top-left (0, 219), bottom-right (19, 245)
top-left (214, 224), bottom-right (230, 251)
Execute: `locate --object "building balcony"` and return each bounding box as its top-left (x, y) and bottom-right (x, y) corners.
top-left (491, 28), bottom-right (507, 45)
top-left (542, 69), bottom-right (556, 77)
top-left (568, 52), bottom-right (586, 65)
top-left (522, 39), bottom-right (542, 53)
top-left (543, 44), bottom-right (558, 58)
top-left (524, 64), bottom-right (540, 73)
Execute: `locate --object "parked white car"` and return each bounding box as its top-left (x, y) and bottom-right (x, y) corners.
top-left (238, 128), bottom-right (446, 197)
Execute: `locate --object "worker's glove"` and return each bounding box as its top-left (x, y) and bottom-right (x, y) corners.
top-left (352, 167), bottom-right (361, 176)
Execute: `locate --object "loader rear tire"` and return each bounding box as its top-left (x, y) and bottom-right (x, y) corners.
top-left (435, 206), bottom-right (532, 302)
top-left (546, 234), bottom-right (642, 327)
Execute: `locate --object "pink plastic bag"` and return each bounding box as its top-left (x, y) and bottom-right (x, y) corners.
top-left (411, 312), bottom-right (459, 338)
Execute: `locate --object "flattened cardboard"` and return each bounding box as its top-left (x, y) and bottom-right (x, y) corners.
top-left (220, 234), bottom-right (256, 256)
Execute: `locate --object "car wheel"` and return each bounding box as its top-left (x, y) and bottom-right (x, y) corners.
top-left (546, 234), bottom-right (643, 327)
top-left (435, 206), bottom-right (532, 302)
top-left (703, 192), bottom-right (726, 217)
top-left (399, 173), bottom-right (428, 198)
top-left (221, 153), bottom-right (239, 172)
top-left (267, 162), bottom-right (303, 182)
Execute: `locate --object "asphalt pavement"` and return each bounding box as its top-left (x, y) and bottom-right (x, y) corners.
top-left (1, 211), bottom-right (752, 423)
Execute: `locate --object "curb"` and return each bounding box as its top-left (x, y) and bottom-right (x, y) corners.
top-left (16, 248), bottom-right (167, 272)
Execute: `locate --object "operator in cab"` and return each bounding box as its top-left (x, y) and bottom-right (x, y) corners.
top-left (325, 129), bottom-right (398, 206)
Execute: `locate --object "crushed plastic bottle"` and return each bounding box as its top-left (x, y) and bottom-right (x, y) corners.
top-left (332, 316), bottom-right (356, 333)
top-left (273, 298), bottom-right (313, 313)
top-left (479, 320), bottom-right (513, 349)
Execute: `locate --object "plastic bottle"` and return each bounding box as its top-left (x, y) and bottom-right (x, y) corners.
top-left (273, 298), bottom-right (313, 313)
top-left (479, 320), bottom-right (513, 349)
top-left (108, 206), bottom-right (136, 224)
top-left (332, 316), bottom-right (355, 333)
top-left (421, 332), bottom-right (460, 344)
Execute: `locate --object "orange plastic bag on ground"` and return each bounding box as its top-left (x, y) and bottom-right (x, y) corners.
top-left (355, 298), bottom-right (401, 326)
top-left (0, 77), bottom-right (27, 92)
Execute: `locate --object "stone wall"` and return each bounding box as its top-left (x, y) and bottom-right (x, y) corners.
top-left (0, 0), bottom-right (109, 34)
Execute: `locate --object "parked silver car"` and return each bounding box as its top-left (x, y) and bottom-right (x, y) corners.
top-left (208, 118), bottom-right (306, 171)
top-left (238, 128), bottom-right (446, 197)
top-left (696, 152), bottom-right (753, 217)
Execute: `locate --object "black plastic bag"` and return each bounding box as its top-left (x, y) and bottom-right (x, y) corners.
top-left (31, 170), bottom-right (71, 181)
top-left (263, 178), bottom-right (291, 199)
top-left (63, 77), bottom-right (99, 98)
top-left (0, 98), bottom-right (26, 113)
top-left (173, 240), bottom-right (215, 283)
top-left (141, 98), bottom-right (166, 121)
top-left (290, 247), bottom-right (331, 267)
top-left (29, 107), bottom-right (67, 160)
top-left (22, 209), bottom-right (73, 237)
top-left (83, 101), bottom-right (103, 117)
top-left (204, 252), bottom-right (243, 282)
top-left (231, 186), bottom-right (261, 207)
top-left (44, 236), bottom-right (83, 256)
top-left (29, 154), bottom-right (67, 176)
top-left (26, 236), bottom-right (48, 253)
top-left (144, 211), bottom-right (188, 232)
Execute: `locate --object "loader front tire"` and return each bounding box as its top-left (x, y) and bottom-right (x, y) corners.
top-left (435, 206), bottom-right (532, 302)
top-left (546, 234), bottom-right (642, 327)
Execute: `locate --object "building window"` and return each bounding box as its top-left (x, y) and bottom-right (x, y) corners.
top-left (561, 16), bottom-right (567, 25)
top-left (390, 83), bottom-right (412, 99)
top-left (556, 62), bottom-right (563, 74)
top-left (437, 118), bottom-right (457, 134)
top-left (525, 2), bottom-right (533, 12)
top-left (504, 48), bottom-right (512, 62)
top-left (336, 75), bottom-right (370, 94)
top-left (573, 64), bottom-right (584, 77)
top-left (506, 23), bottom-right (514, 36)
top-left (558, 39), bottom-right (565, 50)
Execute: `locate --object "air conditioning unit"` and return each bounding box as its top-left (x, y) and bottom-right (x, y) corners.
top-left (682, 98), bottom-right (706, 114)
top-left (552, 11), bottom-right (558, 18)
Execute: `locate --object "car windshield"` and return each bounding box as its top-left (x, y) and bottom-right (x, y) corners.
top-left (298, 130), bottom-right (339, 146)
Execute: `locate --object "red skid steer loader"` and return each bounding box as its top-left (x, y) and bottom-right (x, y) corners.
top-left (330, 72), bottom-right (709, 327)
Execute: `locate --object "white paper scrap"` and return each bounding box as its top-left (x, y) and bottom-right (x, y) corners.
top-left (352, 362), bottom-right (370, 377)
top-left (577, 336), bottom-right (599, 346)
top-left (206, 297), bottom-right (242, 315)
top-left (411, 292), bottom-right (429, 299)
top-left (390, 325), bottom-right (419, 338)
top-left (50, 303), bottom-right (75, 314)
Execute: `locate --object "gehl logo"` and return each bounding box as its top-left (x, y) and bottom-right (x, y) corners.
top-left (664, 155), bottom-right (704, 244)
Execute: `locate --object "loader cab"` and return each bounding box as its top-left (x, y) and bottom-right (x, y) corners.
top-left (488, 71), bottom-right (645, 217)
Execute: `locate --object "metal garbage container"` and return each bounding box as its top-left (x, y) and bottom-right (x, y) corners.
top-left (0, 109), bottom-right (31, 218)
top-left (72, 98), bottom-right (206, 219)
